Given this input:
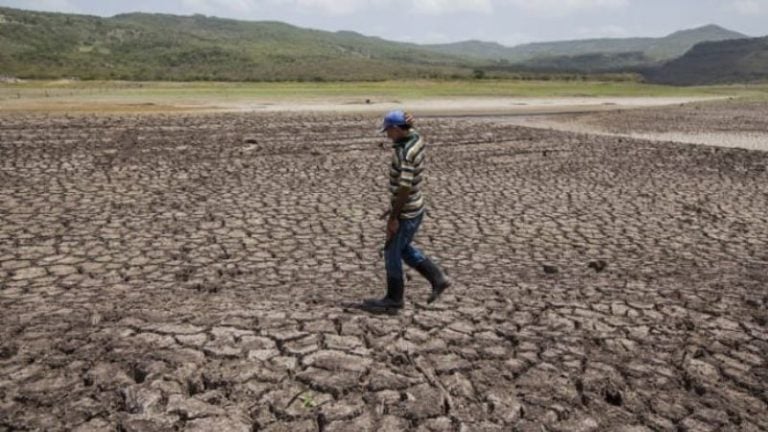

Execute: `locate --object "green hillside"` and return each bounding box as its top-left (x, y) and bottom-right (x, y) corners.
top-left (509, 52), bottom-right (652, 74)
top-left (0, 6), bottom-right (762, 85)
top-left (423, 40), bottom-right (514, 61)
top-left (426, 25), bottom-right (747, 63)
top-left (0, 7), bottom-right (477, 81)
top-left (646, 37), bottom-right (768, 85)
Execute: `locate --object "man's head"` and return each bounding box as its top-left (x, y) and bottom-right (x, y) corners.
top-left (380, 110), bottom-right (413, 141)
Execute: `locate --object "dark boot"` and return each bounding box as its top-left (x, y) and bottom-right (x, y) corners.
top-left (414, 258), bottom-right (451, 304)
top-left (362, 276), bottom-right (404, 310)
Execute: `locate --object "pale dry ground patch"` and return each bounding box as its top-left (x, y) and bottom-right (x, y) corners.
top-left (221, 96), bottom-right (725, 116)
top-left (0, 79), bottom-right (744, 115)
top-left (0, 93), bottom-right (724, 115)
top-left (496, 99), bottom-right (768, 151)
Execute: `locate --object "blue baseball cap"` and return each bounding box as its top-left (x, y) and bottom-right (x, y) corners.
top-left (379, 110), bottom-right (407, 132)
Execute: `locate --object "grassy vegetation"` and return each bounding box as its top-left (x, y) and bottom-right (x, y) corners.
top-left (2, 79), bottom-right (767, 102)
top-left (0, 7), bottom-right (477, 82)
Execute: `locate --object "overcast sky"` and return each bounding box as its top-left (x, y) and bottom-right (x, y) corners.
top-left (1, 0), bottom-right (766, 45)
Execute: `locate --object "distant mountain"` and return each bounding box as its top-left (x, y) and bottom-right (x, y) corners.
top-left (425, 25), bottom-right (747, 63)
top-left (0, 7), bottom-right (476, 81)
top-left (646, 37), bottom-right (768, 85)
top-left (0, 6), bottom-right (761, 84)
top-left (645, 25), bottom-right (749, 59)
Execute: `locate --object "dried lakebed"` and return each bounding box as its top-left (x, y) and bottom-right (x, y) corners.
top-left (0, 110), bottom-right (767, 431)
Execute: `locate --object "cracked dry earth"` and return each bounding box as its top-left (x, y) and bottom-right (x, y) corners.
top-left (1, 109), bottom-right (767, 432)
top-left (556, 99), bottom-right (768, 135)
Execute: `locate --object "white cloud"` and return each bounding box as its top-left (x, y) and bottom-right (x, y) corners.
top-left (503, 0), bottom-right (629, 16)
top-left (576, 24), bottom-right (629, 38)
top-left (10, 0), bottom-right (81, 13)
top-left (412, 0), bottom-right (492, 14)
top-left (269, 0), bottom-right (365, 15)
top-left (181, 0), bottom-right (255, 14)
top-left (186, 0), bottom-right (493, 16)
top-left (728, 0), bottom-right (767, 14)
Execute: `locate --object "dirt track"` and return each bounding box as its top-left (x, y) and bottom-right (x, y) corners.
top-left (1, 105), bottom-right (767, 431)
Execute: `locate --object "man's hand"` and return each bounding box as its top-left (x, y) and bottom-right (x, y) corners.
top-left (386, 217), bottom-right (399, 244)
top-left (404, 112), bottom-right (414, 126)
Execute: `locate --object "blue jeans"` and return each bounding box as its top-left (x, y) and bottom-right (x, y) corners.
top-left (385, 213), bottom-right (426, 283)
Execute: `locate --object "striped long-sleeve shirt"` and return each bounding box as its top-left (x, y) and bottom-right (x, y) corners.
top-left (389, 131), bottom-right (426, 219)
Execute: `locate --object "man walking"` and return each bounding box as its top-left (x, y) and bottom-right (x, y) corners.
top-left (363, 110), bottom-right (450, 311)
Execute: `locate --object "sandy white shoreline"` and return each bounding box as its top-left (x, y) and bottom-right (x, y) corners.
top-left (225, 96), bottom-right (724, 115)
top-left (0, 95), bottom-right (725, 115)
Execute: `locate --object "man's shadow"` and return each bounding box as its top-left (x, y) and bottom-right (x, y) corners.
top-left (339, 301), bottom-right (401, 316)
